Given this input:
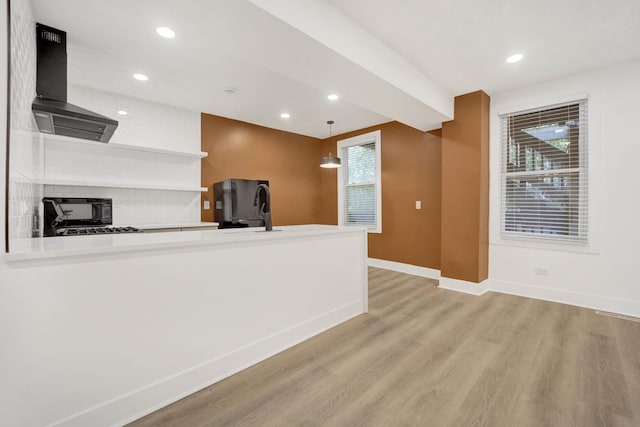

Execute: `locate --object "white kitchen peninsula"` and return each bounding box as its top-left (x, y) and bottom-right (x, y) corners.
top-left (1, 225), bottom-right (368, 427)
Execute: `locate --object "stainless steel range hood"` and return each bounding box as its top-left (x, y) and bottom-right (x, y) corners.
top-left (32, 98), bottom-right (118, 143)
top-left (32, 23), bottom-right (118, 143)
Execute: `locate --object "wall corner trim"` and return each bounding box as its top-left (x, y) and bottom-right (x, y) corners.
top-left (367, 258), bottom-right (440, 280)
top-left (439, 276), bottom-right (490, 296)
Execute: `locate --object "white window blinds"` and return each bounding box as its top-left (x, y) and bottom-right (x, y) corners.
top-left (500, 99), bottom-right (588, 243)
top-left (338, 131), bottom-right (381, 232)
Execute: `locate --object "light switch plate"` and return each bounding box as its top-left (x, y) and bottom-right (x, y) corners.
top-left (203, 200), bottom-right (211, 210)
top-left (415, 201), bottom-right (422, 209)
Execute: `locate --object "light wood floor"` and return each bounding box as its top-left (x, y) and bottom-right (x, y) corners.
top-left (130, 267), bottom-right (640, 427)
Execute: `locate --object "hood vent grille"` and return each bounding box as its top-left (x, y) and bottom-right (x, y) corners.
top-left (39, 28), bottom-right (62, 44)
top-left (32, 98), bottom-right (118, 143)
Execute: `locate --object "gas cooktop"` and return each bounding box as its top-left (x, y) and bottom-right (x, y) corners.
top-left (57, 226), bottom-right (143, 236)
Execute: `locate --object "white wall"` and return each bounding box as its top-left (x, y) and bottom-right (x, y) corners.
top-left (67, 84), bottom-right (201, 154)
top-left (42, 84), bottom-right (202, 227)
top-left (489, 59), bottom-right (640, 317)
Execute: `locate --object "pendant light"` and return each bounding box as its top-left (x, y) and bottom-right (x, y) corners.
top-left (320, 120), bottom-right (342, 168)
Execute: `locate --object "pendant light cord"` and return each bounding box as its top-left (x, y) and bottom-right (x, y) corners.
top-left (327, 120), bottom-right (334, 155)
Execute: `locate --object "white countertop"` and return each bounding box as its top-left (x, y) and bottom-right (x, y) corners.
top-left (5, 225), bottom-right (364, 262)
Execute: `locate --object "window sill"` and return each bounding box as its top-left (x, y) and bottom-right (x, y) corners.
top-left (339, 224), bottom-right (381, 234)
top-left (491, 235), bottom-right (599, 255)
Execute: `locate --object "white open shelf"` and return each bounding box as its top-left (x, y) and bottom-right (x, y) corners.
top-left (37, 178), bottom-right (208, 192)
top-left (43, 133), bottom-right (208, 159)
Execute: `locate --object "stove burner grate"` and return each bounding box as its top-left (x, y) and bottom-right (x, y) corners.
top-left (58, 226), bottom-right (143, 236)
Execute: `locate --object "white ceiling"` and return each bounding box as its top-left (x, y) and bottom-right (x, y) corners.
top-left (31, 0), bottom-right (640, 137)
top-left (326, 0), bottom-right (640, 96)
top-left (32, 0), bottom-right (394, 138)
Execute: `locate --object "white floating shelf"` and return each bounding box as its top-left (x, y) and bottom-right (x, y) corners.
top-left (37, 179), bottom-right (208, 192)
top-left (43, 133), bottom-right (208, 159)
top-left (109, 143), bottom-right (208, 159)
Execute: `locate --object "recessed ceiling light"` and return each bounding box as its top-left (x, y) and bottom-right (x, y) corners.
top-left (506, 53), bottom-right (524, 64)
top-left (327, 94), bottom-right (339, 101)
top-left (117, 110), bottom-right (128, 116)
top-left (133, 73), bottom-right (149, 81)
top-left (156, 27), bottom-right (176, 39)
top-left (280, 113), bottom-right (290, 119)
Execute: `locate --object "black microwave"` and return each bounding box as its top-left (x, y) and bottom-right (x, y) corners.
top-left (43, 197), bottom-right (112, 236)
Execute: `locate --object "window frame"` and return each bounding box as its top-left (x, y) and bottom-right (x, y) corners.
top-left (499, 98), bottom-right (589, 244)
top-left (337, 130), bottom-right (382, 233)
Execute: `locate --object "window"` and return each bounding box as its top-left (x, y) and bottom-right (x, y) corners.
top-left (337, 130), bottom-right (382, 233)
top-left (500, 100), bottom-right (588, 242)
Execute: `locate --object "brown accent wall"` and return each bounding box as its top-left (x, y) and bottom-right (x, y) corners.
top-left (441, 91), bottom-right (490, 282)
top-left (318, 122), bottom-right (442, 270)
top-left (200, 113), bottom-right (322, 225)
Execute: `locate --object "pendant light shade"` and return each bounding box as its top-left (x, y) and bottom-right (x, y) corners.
top-left (320, 120), bottom-right (342, 168)
top-left (320, 153), bottom-right (341, 168)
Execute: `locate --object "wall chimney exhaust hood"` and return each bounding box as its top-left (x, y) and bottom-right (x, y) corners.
top-left (32, 23), bottom-right (118, 143)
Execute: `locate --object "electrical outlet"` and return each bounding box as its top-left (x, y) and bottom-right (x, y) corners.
top-left (534, 267), bottom-right (549, 276)
top-left (415, 201), bottom-right (422, 210)
top-left (203, 200), bottom-right (211, 210)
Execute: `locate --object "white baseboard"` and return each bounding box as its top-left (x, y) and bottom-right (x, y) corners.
top-left (490, 279), bottom-right (640, 318)
top-left (51, 300), bottom-right (365, 427)
top-left (367, 258), bottom-right (639, 316)
top-left (367, 258), bottom-right (440, 280)
top-left (366, 258), bottom-right (489, 296)
top-left (439, 277), bottom-right (490, 296)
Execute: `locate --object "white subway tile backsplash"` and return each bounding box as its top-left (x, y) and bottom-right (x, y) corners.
top-left (8, 0), bottom-right (43, 244)
top-left (43, 186), bottom-right (200, 226)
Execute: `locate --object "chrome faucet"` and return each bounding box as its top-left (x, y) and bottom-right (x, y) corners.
top-left (253, 184), bottom-right (272, 231)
